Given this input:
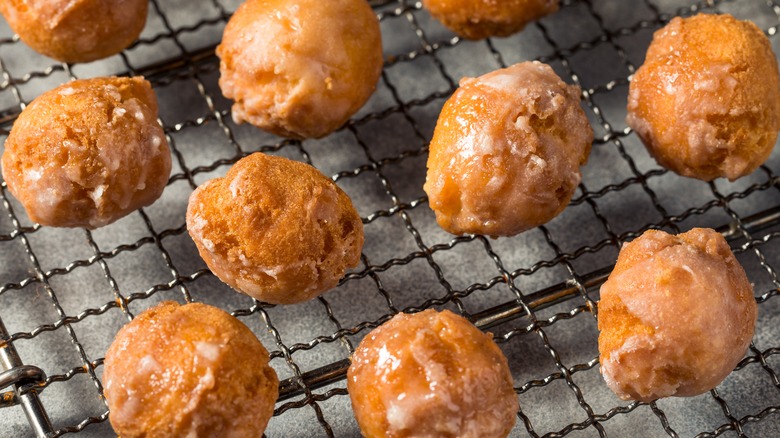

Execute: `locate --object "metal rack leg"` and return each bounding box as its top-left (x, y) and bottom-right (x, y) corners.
top-left (0, 316), bottom-right (53, 438)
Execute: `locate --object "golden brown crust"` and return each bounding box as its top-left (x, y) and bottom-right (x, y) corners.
top-left (424, 61), bottom-right (593, 237)
top-left (347, 310), bottom-right (518, 438)
top-left (1, 76), bottom-right (171, 229)
top-left (627, 13), bottom-right (780, 181)
top-left (186, 153), bottom-right (364, 304)
top-left (216, 0), bottom-right (383, 139)
top-left (0, 0), bottom-right (147, 63)
top-left (598, 228), bottom-right (757, 402)
top-left (423, 0), bottom-right (559, 40)
top-left (103, 301), bottom-right (279, 438)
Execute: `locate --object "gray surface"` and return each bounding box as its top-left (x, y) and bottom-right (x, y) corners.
top-left (1, 0), bottom-right (780, 437)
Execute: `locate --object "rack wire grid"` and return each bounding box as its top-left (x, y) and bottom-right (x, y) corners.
top-left (1, 0), bottom-right (780, 436)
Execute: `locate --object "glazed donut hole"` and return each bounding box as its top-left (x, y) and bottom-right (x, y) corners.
top-left (424, 61), bottom-right (593, 237)
top-left (217, 0), bottom-right (383, 139)
top-left (348, 309), bottom-right (519, 438)
top-left (627, 13), bottom-right (780, 181)
top-left (1, 76), bottom-right (171, 229)
top-left (0, 0), bottom-right (148, 63)
top-left (186, 152), bottom-right (364, 305)
top-left (422, 0), bottom-right (560, 40)
top-left (597, 228), bottom-right (757, 402)
top-left (103, 301), bottom-right (279, 437)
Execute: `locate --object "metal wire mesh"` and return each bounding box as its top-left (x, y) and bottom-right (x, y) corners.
top-left (2, 0), bottom-right (780, 436)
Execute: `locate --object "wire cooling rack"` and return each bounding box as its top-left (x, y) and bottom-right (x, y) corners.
top-left (2, 0), bottom-right (780, 436)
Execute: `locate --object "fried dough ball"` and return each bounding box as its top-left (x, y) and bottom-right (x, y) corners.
top-left (598, 228), bottom-right (757, 402)
top-left (423, 0), bottom-right (559, 40)
top-left (627, 14), bottom-right (780, 181)
top-left (186, 153), bottom-right (364, 305)
top-left (0, 0), bottom-right (147, 63)
top-left (423, 61), bottom-right (593, 237)
top-left (348, 310), bottom-right (518, 438)
top-left (103, 301), bottom-right (278, 437)
top-left (216, 0), bottom-right (383, 139)
top-left (1, 77), bottom-right (171, 229)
